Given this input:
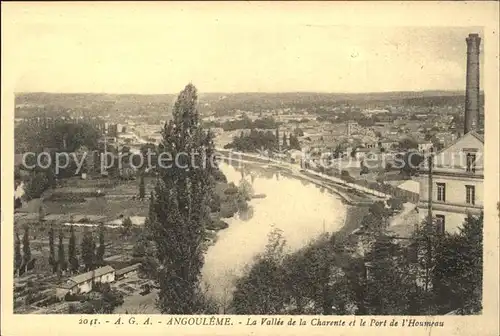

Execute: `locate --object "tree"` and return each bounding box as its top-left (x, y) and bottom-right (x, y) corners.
top-left (22, 226), bottom-right (31, 272)
top-left (133, 228), bottom-right (160, 280)
top-left (96, 224), bottom-right (105, 266)
top-left (238, 178), bottom-right (254, 202)
top-left (432, 213), bottom-right (483, 314)
top-left (148, 84), bottom-right (216, 314)
top-left (360, 161), bottom-right (369, 175)
top-left (14, 197), bottom-right (22, 210)
top-left (92, 283), bottom-right (125, 313)
top-left (14, 231), bottom-right (22, 274)
top-left (24, 172), bottom-right (50, 200)
top-left (139, 174), bottom-right (146, 200)
top-left (49, 226), bottom-right (57, 273)
top-left (38, 202), bottom-right (46, 221)
top-left (289, 134), bottom-right (301, 150)
top-left (68, 225), bottom-right (79, 273)
top-left (81, 229), bottom-right (95, 271)
top-left (282, 133), bottom-right (288, 149)
top-left (226, 129), bottom-right (279, 153)
top-left (231, 228), bottom-right (287, 314)
top-left (387, 197), bottom-right (404, 212)
top-left (122, 217), bottom-right (133, 236)
top-left (58, 229), bottom-right (67, 274)
top-left (231, 231), bottom-right (355, 315)
top-left (398, 137), bottom-right (418, 150)
top-left (340, 170), bottom-right (355, 183)
top-left (294, 127), bottom-right (304, 137)
top-left (350, 147), bottom-right (357, 158)
top-left (398, 150), bottom-right (424, 177)
top-left (363, 233), bottom-right (415, 314)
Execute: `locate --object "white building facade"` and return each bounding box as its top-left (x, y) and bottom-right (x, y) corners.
top-left (55, 266), bottom-right (116, 298)
top-left (417, 131), bottom-right (483, 234)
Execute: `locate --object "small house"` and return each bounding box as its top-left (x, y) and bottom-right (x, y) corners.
top-left (55, 265), bottom-right (115, 299)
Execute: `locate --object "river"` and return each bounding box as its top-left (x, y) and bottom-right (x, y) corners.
top-left (201, 162), bottom-right (348, 307)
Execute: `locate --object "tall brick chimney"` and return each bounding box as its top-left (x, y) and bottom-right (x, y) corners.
top-left (464, 33), bottom-right (481, 134)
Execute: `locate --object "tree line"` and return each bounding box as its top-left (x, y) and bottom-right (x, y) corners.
top-left (204, 116), bottom-right (280, 131)
top-left (230, 203), bottom-right (483, 315)
top-left (224, 128), bottom-right (301, 153)
top-left (14, 223), bottom-right (108, 277)
top-left (15, 118), bottom-right (101, 153)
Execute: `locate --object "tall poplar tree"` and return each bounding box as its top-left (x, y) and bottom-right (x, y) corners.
top-left (22, 226), bottom-right (31, 272)
top-left (68, 225), bottom-right (79, 273)
top-left (14, 231), bottom-right (22, 274)
top-left (148, 84), bottom-right (215, 313)
top-left (96, 223), bottom-right (105, 265)
top-left (58, 229), bottom-right (67, 273)
top-left (49, 225), bottom-right (57, 273)
top-left (81, 229), bottom-right (95, 271)
top-left (139, 174), bottom-right (146, 200)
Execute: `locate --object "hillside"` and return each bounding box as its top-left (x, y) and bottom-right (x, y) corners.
top-left (14, 90), bottom-right (482, 118)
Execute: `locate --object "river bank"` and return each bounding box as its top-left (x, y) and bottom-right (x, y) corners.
top-left (337, 205), bottom-right (370, 242)
top-left (218, 153), bottom-right (378, 207)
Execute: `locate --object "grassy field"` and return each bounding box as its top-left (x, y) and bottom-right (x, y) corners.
top-left (13, 171), bottom-right (244, 313)
top-left (43, 198), bottom-right (149, 218)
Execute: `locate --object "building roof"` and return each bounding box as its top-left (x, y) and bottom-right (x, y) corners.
top-left (434, 130), bottom-right (484, 157)
top-left (62, 265), bottom-right (115, 287)
top-left (115, 263), bottom-right (141, 276)
top-left (396, 180), bottom-right (420, 194)
top-left (468, 130), bottom-right (484, 143)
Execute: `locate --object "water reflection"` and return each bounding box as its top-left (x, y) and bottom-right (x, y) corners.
top-left (238, 205), bottom-right (254, 222)
top-left (202, 162), bottom-right (348, 305)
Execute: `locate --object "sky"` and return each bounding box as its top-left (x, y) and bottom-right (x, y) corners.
top-left (3, 3), bottom-right (486, 94)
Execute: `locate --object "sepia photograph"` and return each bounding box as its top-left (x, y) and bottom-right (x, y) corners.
top-left (2, 2), bottom-right (499, 336)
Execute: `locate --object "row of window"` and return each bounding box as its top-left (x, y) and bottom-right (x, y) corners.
top-left (436, 183), bottom-right (476, 205)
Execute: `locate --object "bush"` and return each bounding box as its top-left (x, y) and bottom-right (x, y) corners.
top-left (208, 192), bottom-right (221, 212)
top-left (36, 295), bottom-right (60, 307)
top-left (360, 165), bottom-right (369, 175)
top-left (213, 169), bottom-right (227, 183)
top-left (224, 183), bottom-right (238, 195)
top-left (206, 219), bottom-right (229, 231)
top-left (24, 292), bottom-right (46, 305)
top-left (64, 292), bottom-right (88, 302)
top-left (387, 198), bottom-right (404, 211)
top-left (14, 197), bottom-right (22, 209)
top-left (24, 172), bottom-right (50, 200)
top-left (340, 170), bottom-right (355, 183)
top-left (49, 191), bottom-right (104, 199)
top-left (91, 284), bottom-right (124, 313)
top-left (220, 202), bottom-right (238, 218)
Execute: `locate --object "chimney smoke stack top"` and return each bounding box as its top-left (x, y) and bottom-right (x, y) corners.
top-left (464, 33), bottom-right (481, 134)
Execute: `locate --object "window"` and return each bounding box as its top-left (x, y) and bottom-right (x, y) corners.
top-left (466, 185), bottom-right (476, 205)
top-left (466, 153), bottom-right (476, 173)
top-left (436, 183), bottom-right (446, 202)
top-left (435, 215), bottom-right (445, 235)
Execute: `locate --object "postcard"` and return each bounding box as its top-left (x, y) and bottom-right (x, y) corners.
top-left (1, 2), bottom-right (499, 336)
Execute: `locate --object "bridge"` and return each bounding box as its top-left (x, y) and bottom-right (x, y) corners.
top-left (215, 149), bottom-right (390, 206)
